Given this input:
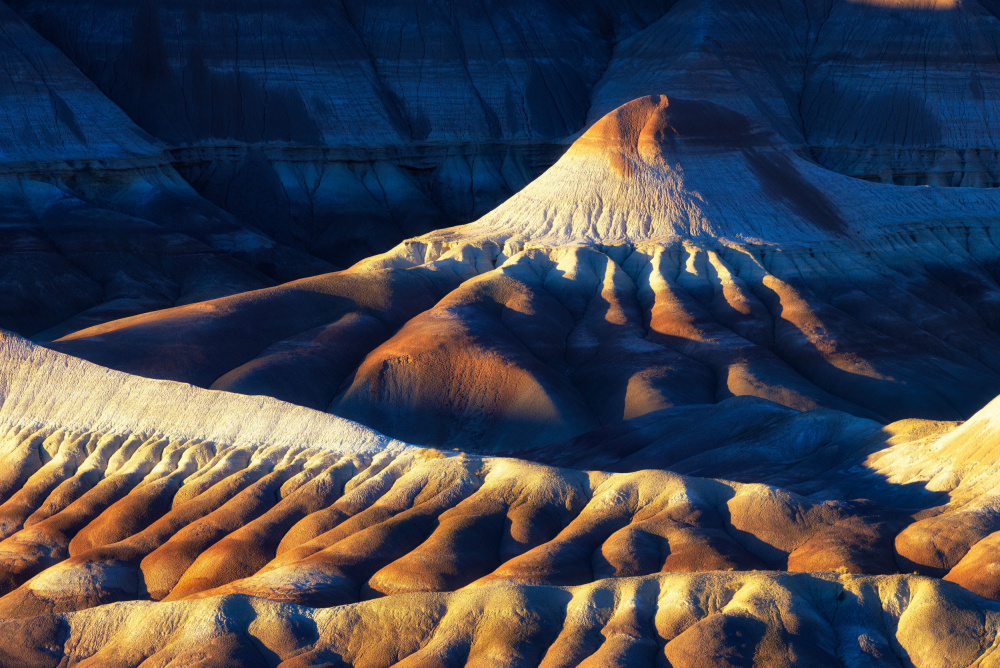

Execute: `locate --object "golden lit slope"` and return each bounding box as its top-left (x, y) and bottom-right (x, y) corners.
top-left (4, 573), bottom-right (999, 667)
top-left (0, 331), bottom-right (991, 606)
top-left (0, 331), bottom-right (398, 457)
top-left (0, 411), bottom-right (904, 617)
top-left (5, 331), bottom-right (1000, 664)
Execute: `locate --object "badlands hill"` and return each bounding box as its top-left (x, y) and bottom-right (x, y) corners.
top-left (0, 0), bottom-right (674, 339)
top-left (48, 95), bottom-right (1000, 452)
top-left (2, 331), bottom-right (1000, 665)
top-left (4, 0), bottom-right (1000, 665)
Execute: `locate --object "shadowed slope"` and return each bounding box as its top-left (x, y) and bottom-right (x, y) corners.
top-left (0, 3), bottom-right (333, 338)
top-left (0, 3), bottom-right (157, 166)
top-left (7, 0), bottom-right (677, 268)
top-left (585, 0), bottom-right (1000, 186)
top-left (12, 0), bottom-right (1000, 275)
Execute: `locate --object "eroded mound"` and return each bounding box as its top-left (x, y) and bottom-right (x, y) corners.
top-left (48, 232), bottom-right (1000, 450)
top-left (40, 95), bottom-right (1000, 454)
top-left (0, 418), bottom-right (933, 617)
top-left (456, 94), bottom-right (1000, 246)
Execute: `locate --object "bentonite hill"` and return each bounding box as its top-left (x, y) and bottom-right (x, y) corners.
top-left (4, 1), bottom-right (1000, 666)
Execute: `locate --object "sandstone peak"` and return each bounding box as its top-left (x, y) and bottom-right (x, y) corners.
top-left (447, 92), bottom-right (1000, 249)
top-left (457, 94), bottom-right (851, 246)
top-left (568, 94), bottom-right (767, 179)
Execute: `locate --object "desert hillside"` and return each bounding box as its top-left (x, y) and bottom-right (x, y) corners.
top-left (3, 1), bottom-right (1000, 666)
